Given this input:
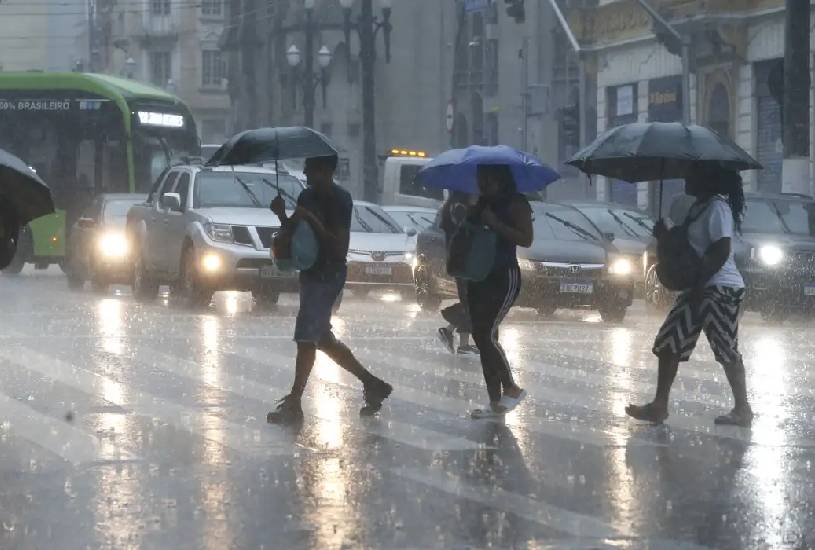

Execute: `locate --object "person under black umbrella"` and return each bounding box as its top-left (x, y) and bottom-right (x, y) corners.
top-left (625, 164), bottom-right (753, 427)
top-left (266, 155), bottom-right (393, 424)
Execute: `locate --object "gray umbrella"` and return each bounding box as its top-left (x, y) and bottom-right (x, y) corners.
top-left (206, 126), bottom-right (338, 167)
top-left (567, 122), bottom-right (762, 182)
top-left (0, 148), bottom-right (54, 225)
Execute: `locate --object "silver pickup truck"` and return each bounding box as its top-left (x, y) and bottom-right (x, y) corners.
top-left (126, 164), bottom-right (304, 307)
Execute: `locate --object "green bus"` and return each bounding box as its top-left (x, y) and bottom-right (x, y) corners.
top-left (0, 72), bottom-right (200, 272)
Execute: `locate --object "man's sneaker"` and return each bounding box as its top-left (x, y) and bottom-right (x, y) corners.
top-left (457, 344), bottom-right (480, 355)
top-left (361, 379), bottom-right (393, 416)
top-left (266, 394), bottom-right (304, 425)
top-left (714, 407), bottom-right (754, 427)
top-left (437, 327), bottom-right (455, 354)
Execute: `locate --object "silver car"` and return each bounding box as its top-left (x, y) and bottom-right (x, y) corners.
top-left (127, 164), bottom-right (304, 307)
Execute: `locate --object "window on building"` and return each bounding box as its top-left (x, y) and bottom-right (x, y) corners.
top-left (201, 0), bottom-right (223, 16)
top-left (151, 0), bottom-right (170, 15)
top-left (150, 51), bottom-right (171, 87)
top-left (202, 50), bottom-right (225, 87)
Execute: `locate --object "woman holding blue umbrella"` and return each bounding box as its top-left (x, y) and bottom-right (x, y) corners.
top-left (417, 145), bottom-right (559, 418)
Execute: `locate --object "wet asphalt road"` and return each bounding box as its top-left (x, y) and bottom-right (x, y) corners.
top-left (1, 269), bottom-right (815, 549)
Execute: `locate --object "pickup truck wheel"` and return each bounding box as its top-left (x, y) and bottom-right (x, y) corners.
top-left (414, 267), bottom-right (440, 311)
top-left (171, 248), bottom-right (212, 309)
top-left (537, 303), bottom-right (557, 318)
top-left (132, 251), bottom-right (159, 301)
top-left (3, 227), bottom-right (30, 275)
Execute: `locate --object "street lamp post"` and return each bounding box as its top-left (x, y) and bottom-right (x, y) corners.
top-left (341, 0), bottom-right (393, 202)
top-left (286, 42), bottom-right (332, 126)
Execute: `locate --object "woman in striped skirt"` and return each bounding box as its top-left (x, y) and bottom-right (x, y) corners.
top-left (468, 165), bottom-right (534, 418)
top-left (626, 165), bottom-right (754, 427)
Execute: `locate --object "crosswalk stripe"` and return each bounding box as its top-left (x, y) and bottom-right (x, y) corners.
top-left (131, 345), bottom-right (488, 453)
top-left (0, 387), bottom-right (137, 466)
top-left (0, 346), bottom-right (297, 458)
top-left (393, 466), bottom-right (713, 549)
top-left (230, 345), bottom-right (664, 449)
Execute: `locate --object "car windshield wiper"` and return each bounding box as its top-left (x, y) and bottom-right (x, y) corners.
top-left (621, 211), bottom-right (653, 235)
top-left (260, 177), bottom-right (299, 209)
top-left (367, 208), bottom-right (401, 233)
top-left (233, 176), bottom-right (262, 207)
top-left (606, 209), bottom-right (640, 238)
top-left (545, 212), bottom-right (597, 241)
top-left (353, 209), bottom-right (374, 232)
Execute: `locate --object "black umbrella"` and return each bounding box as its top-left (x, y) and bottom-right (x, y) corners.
top-left (0, 148), bottom-right (54, 225)
top-left (206, 126), bottom-right (338, 167)
top-left (567, 122), bottom-right (762, 213)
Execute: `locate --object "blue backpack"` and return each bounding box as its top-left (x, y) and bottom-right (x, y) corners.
top-left (273, 220), bottom-right (319, 272)
top-left (446, 222), bottom-right (497, 282)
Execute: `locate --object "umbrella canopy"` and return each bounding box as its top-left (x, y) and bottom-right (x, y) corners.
top-left (416, 145), bottom-right (560, 193)
top-left (567, 122), bottom-right (762, 182)
top-left (0, 148), bottom-right (54, 225)
top-left (207, 126), bottom-right (338, 166)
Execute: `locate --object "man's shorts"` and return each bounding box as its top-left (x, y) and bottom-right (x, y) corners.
top-left (653, 285), bottom-right (745, 364)
top-left (294, 268), bottom-right (346, 344)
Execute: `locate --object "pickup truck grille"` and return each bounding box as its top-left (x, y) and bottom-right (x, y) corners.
top-left (256, 226), bottom-right (278, 248)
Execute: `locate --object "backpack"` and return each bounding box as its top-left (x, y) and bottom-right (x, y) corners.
top-left (446, 222), bottom-right (497, 282)
top-left (272, 219), bottom-right (319, 272)
top-left (655, 198), bottom-right (720, 291)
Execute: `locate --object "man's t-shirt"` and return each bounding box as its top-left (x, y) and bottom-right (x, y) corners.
top-left (686, 196), bottom-right (744, 289)
top-left (296, 184), bottom-right (353, 278)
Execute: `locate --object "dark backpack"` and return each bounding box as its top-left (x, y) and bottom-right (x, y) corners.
top-left (446, 222), bottom-right (497, 282)
top-left (655, 198), bottom-right (720, 291)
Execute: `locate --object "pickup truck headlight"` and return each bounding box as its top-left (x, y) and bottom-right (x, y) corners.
top-left (97, 232), bottom-right (128, 258)
top-left (757, 245), bottom-right (784, 266)
top-left (608, 257), bottom-right (633, 276)
top-left (206, 223), bottom-right (233, 243)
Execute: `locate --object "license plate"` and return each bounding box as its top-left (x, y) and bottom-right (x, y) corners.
top-left (365, 263), bottom-right (392, 276)
top-left (560, 280), bottom-right (594, 294)
top-left (260, 266), bottom-right (281, 279)
top-left (805, 284), bottom-right (815, 296)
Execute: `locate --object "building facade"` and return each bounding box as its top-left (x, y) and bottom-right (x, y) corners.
top-left (569, 0), bottom-right (815, 216)
top-left (105, 0), bottom-right (232, 145)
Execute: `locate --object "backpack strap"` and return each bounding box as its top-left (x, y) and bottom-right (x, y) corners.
top-left (682, 196), bottom-right (725, 228)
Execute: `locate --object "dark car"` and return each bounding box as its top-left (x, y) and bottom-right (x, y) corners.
top-left (66, 193), bottom-right (146, 291)
top-left (644, 193), bottom-right (815, 322)
top-left (413, 202), bottom-right (636, 322)
top-left (565, 201), bottom-right (655, 285)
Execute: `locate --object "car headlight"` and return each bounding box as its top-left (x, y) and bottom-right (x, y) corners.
top-left (97, 232), bottom-right (128, 258)
top-left (206, 223), bottom-right (233, 243)
top-left (608, 257), bottom-right (633, 276)
top-left (757, 245), bottom-right (784, 266)
top-left (405, 251), bottom-right (414, 262)
top-left (200, 252), bottom-right (222, 273)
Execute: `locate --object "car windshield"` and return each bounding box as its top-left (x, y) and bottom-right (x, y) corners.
top-left (352, 205), bottom-right (403, 234)
top-left (103, 199), bottom-right (142, 222)
top-left (774, 200), bottom-right (815, 236)
top-left (579, 206), bottom-right (653, 239)
top-left (742, 199), bottom-right (788, 234)
top-left (534, 207), bottom-right (602, 242)
top-left (387, 210), bottom-right (436, 232)
top-left (194, 172), bottom-right (303, 209)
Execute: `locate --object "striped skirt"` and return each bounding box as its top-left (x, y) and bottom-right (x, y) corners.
top-left (652, 286), bottom-right (745, 364)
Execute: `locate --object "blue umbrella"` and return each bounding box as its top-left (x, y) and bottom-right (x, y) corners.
top-left (416, 145), bottom-right (560, 193)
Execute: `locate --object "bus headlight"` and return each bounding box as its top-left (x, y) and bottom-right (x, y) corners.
top-left (201, 252), bottom-right (222, 273)
top-left (758, 245), bottom-right (784, 266)
top-left (609, 257), bottom-right (633, 276)
top-left (98, 232), bottom-right (129, 259)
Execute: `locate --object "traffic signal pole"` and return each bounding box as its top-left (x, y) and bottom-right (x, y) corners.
top-left (546, 0), bottom-right (585, 147)
top-left (781, 0), bottom-right (811, 195)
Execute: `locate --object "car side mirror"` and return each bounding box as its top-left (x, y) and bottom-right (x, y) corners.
top-left (160, 193), bottom-right (182, 212)
top-left (603, 232), bottom-right (615, 242)
top-left (77, 217), bottom-right (96, 229)
top-left (406, 228), bottom-right (418, 237)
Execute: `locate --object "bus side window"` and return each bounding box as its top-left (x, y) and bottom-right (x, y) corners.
top-left (102, 141), bottom-right (128, 193)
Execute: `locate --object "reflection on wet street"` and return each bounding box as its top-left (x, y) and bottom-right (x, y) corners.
top-left (2, 270), bottom-right (815, 549)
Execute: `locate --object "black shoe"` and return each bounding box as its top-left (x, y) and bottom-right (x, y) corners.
top-left (714, 407), bottom-right (753, 427)
top-left (361, 380), bottom-right (393, 416)
top-left (437, 327), bottom-right (455, 354)
top-left (267, 394), bottom-right (304, 425)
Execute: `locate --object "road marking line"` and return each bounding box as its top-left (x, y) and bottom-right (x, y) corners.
top-left (0, 347), bottom-right (296, 458)
top-left (0, 387), bottom-right (137, 466)
top-left (133, 345), bottom-right (487, 453)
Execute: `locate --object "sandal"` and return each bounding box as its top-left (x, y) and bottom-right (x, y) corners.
top-left (714, 407), bottom-right (753, 427)
top-left (625, 402), bottom-right (669, 424)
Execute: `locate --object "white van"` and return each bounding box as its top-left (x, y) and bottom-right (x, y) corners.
top-left (380, 149), bottom-right (442, 208)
